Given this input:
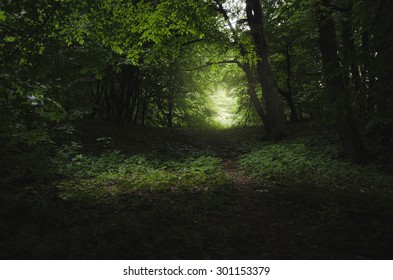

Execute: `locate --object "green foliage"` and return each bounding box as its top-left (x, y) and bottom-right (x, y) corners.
top-left (239, 138), bottom-right (393, 188)
top-left (0, 10), bottom-right (5, 22)
top-left (56, 149), bottom-right (231, 201)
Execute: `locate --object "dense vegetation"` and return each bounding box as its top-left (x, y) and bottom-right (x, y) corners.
top-left (1, 0), bottom-right (392, 259)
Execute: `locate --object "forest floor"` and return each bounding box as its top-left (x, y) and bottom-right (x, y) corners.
top-left (1, 120), bottom-right (393, 259)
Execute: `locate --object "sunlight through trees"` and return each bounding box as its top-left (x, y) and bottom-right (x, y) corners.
top-left (210, 87), bottom-right (238, 127)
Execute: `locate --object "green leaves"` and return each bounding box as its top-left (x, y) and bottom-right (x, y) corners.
top-left (3, 36), bottom-right (16, 43)
top-left (56, 149), bottom-right (231, 201)
top-left (0, 10), bottom-right (6, 22)
top-left (239, 137), bottom-right (393, 188)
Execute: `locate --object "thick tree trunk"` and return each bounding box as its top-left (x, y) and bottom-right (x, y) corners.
top-left (278, 88), bottom-right (298, 123)
top-left (315, 0), bottom-right (368, 162)
top-left (242, 63), bottom-right (269, 131)
top-left (214, 0), bottom-right (273, 135)
top-left (246, 0), bottom-right (285, 139)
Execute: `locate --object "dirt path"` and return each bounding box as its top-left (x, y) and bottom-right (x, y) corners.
top-left (181, 128), bottom-right (265, 191)
top-left (220, 158), bottom-right (261, 191)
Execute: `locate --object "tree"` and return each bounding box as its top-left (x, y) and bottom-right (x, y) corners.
top-left (245, 0), bottom-right (285, 138)
top-left (315, 0), bottom-right (368, 162)
top-left (213, 0), bottom-right (285, 139)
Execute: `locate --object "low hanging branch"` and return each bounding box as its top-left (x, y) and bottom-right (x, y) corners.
top-left (184, 59), bottom-right (240, 71)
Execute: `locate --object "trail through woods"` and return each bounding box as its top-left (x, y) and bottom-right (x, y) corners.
top-left (2, 123), bottom-right (393, 259)
top-left (186, 128), bottom-right (265, 190)
top-left (220, 158), bottom-right (258, 191)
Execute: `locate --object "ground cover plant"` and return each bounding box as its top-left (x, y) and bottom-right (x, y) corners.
top-left (57, 151), bottom-right (231, 200)
top-left (239, 138), bottom-right (393, 189)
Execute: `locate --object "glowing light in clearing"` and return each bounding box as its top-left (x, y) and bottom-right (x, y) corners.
top-left (210, 88), bottom-right (238, 127)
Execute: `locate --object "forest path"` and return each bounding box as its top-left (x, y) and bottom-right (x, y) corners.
top-left (6, 122), bottom-right (393, 260)
top-left (183, 127), bottom-right (265, 191)
top-left (219, 158), bottom-right (259, 191)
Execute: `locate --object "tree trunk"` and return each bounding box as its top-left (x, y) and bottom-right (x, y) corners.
top-left (214, 0), bottom-right (273, 135)
top-left (246, 0), bottom-right (285, 139)
top-left (283, 44), bottom-right (299, 122)
top-left (341, 10), bottom-right (361, 91)
top-left (241, 63), bottom-right (269, 131)
top-left (278, 88), bottom-right (298, 123)
top-left (315, 0), bottom-right (368, 163)
top-left (361, 32), bottom-right (377, 90)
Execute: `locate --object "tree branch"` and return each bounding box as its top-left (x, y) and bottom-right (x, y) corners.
top-left (180, 38), bottom-right (205, 47)
top-left (6, 1), bottom-right (60, 62)
top-left (213, 0), bottom-right (237, 39)
top-left (271, 1), bottom-right (300, 23)
top-left (212, 0), bottom-right (248, 57)
top-left (184, 59), bottom-right (240, 71)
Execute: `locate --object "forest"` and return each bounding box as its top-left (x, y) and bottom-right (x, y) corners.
top-left (1, 0), bottom-right (393, 259)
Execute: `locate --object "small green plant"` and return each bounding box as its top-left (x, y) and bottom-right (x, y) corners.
top-left (56, 150), bottom-right (231, 201)
top-left (239, 138), bottom-right (393, 188)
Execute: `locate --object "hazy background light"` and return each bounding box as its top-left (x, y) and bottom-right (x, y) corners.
top-left (210, 87), bottom-right (238, 127)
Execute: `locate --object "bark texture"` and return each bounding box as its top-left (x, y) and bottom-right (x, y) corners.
top-left (315, 0), bottom-right (368, 162)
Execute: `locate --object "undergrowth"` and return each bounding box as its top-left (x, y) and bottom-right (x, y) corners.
top-left (56, 147), bottom-right (231, 201)
top-left (2, 124), bottom-right (393, 259)
top-left (239, 137), bottom-right (393, 190)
